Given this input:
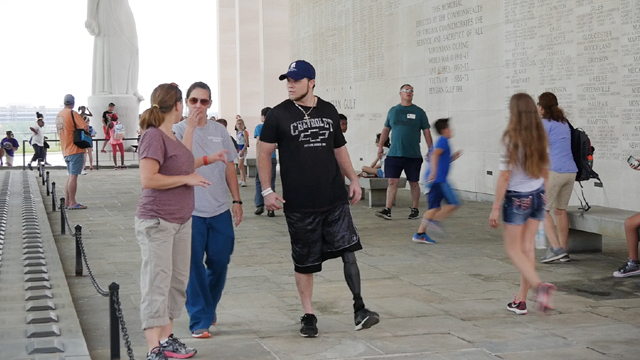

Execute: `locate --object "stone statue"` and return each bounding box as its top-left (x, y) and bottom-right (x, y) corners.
top-left (85, 0), bottom-right (143, 101)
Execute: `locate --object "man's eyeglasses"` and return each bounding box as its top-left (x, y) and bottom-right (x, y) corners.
top-left (188, 97), bottom-right (211, 106)
top-left (400, 89), bottom-right (414, 93)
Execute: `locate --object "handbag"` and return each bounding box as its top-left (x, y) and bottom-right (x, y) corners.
top-left (71, 110), bottom-right (92, 149)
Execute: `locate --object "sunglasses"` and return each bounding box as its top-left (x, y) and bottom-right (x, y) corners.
top-left (188, 97), bottom-right (211, 106)
top-left (400, 89), bottom-right (414, 93)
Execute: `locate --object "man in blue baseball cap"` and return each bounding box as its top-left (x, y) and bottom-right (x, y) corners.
top-left (258, 60), bottom-right (380, 338)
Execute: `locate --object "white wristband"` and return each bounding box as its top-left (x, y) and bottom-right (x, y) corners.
top-left (261, 188), bottom-right (273, 197)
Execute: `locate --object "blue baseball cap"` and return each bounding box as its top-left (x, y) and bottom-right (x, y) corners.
top-left (278, 60), bottom-right (315, 81)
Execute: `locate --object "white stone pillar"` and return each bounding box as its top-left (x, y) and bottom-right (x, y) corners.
top-left (217, 0), bottom-right (238, 121)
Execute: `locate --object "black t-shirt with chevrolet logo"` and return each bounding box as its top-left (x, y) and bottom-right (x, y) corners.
top-left (260, 97), bottom-right (348, 212)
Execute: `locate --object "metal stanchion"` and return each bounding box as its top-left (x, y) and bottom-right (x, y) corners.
top-left (109, 282), bottom-right (121, 360)
top-left (51, 182), bottom-right (56, 212)
top-left (75, 225), bottom-right (83, 276)
top-left (46, 171), bottom-right (50, 196)
top-left (60, 197), bottom-right (66, 235)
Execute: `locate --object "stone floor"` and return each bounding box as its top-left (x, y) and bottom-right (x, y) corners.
top-left (33, 167), bottom-right (640, 359)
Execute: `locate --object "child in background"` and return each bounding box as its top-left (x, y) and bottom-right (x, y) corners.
top-left (412, 118), bottom-right (461, 244)
top-left (360, 133), bottom-right (390, 178)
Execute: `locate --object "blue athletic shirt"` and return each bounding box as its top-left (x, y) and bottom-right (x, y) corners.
top-left (254, 123), bottom-right (276, 159)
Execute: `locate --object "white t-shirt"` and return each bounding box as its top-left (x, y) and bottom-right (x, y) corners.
top-left (32, 123), bottom-right (45, 147)
top-left (499, 143), bottom-right (544, 192)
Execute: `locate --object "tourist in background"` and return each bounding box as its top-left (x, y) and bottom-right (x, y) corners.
top-left (613, 159), bottom-right (640, 278)
top-left (538, 92), bottom-right (578, 263)
top-left (339, 113), bottom-right (348, 133)
top-left (489, 93), bottom-right (555, 315)
top-left (376, 84), bottom-right (433, 220)
top-left (55, 94), bottom-right (89, 210)
top-left (84, 116), bottom-right (97, 171)
top-left (27, 113), bottom-right (46, 170)
top-left (1, 130), bottom-right (19, 167)
top-left (101, 102), bottom-right (116, 153)
top-left (235, 117), bottom-right (249, 187)
top-left (254, 107), bottom-right (277, 217)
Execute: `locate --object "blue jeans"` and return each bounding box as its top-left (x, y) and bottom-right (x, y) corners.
top-left (185, 211), bottom-right (235, 332)
top-left (254, 158), bottom-right (277, 207)
top-left (502, 186), bottom-right (546, 225)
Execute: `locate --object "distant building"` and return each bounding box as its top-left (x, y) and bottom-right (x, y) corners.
top-left (0, 105), bottom-right (61, 123)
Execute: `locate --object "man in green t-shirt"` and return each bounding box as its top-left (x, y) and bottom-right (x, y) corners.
top-left (376, 84), bottom-right (433, 220)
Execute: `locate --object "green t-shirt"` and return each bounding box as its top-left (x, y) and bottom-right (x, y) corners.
top-left (384, 104), bottom-right (430, 158)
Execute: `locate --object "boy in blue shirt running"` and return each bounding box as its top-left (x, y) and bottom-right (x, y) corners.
top-left (413, 118), bottom-right (462, 244)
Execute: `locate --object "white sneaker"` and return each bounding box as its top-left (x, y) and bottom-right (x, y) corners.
top-left (239, 181), bottom-right (246, 187)
top-left (81, 171), bottom-right (88, 175)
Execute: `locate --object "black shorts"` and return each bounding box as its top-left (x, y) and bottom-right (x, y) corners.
top-left (384, 156), bottom-right (423, 182)
top-left (285, 204), bottom-right (362, 274)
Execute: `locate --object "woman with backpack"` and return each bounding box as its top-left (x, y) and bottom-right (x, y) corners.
top-left (537, 92), bottom-right (578, 263)
top-left (108, 113), bottom-right (126, 169)
top-left (135, 83), bottom-right (227, 360)
top-left (489, 93), bottom-right (555, 314)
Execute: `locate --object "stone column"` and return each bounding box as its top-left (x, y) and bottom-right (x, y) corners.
top-left (217, 0), bottom-right (238, 121)
top-left (261, 0), bottom-right (290, 108)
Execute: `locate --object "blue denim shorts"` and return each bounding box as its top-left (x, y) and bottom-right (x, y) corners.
top-left (502, 186), bottom-right (546, 225)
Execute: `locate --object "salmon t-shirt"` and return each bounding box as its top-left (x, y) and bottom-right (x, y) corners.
top-left (55, 109), bottom-right (85, 157)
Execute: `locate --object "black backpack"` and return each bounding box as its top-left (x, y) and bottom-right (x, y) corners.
top-left (567, 121), bottom-right (600, 211)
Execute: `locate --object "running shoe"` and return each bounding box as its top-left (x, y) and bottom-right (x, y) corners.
top-left (239, 181), bottom-right (246, 187)
top-left (255, 206), bottom-right (264, 215)
top-left (426, 219), bottom-right (444, 235)
top-left (267, 210), bottom-right (275, 217)
top-left (161, 334), bottom-right (197, 359)
top-left (191, 329), bottom-right (210, 339)
top-left (375, 208), bottom-right (392, 220)
top-left (354, 308), bottom-right (380, 331)
top-left (28, 163), bottom-right (33, 171)
top-left (535, 283), bottom-right (556, 312)
top-left (299, 313), bottom-right (318, 338)
top-left (506, 295), bottom-right (528, 315)
top-left (412, 233), bottom-right (436, 244)
top-left (559, 254), bottom-right (571, 262)
top-left (613, 259), bottom-right (640, 278)
top-left (147, 347), bottom-right (168, 360)
top-left (540, 247), bottom-right (568, 263)
top-left (408, 208), bottom-right (420, 220)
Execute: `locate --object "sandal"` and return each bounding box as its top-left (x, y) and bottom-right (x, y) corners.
top-left (120, 165), bottom-right (127, 169)
top-left (67, 204), bottom-right (87, 210)
top-left (90, 166), bottom-right (94, 171)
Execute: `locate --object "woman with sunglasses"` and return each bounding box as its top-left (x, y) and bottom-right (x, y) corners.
top-left (135, 83), bottom-right (227, 360)
top-left (235, 117), bottom-right (249, 187)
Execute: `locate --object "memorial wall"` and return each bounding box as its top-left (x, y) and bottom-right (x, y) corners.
top-left (289, 0), bottom-right (640, 211)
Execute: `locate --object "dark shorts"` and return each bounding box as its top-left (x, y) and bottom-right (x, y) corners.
top-left (384, 156), bottom-right (422, 182)
top-left (502, 186), bottom-right (546, 225)
top-left (427, 181), bottom-right (460, 209)
top-left (284, 204), bottom-right (363, 274)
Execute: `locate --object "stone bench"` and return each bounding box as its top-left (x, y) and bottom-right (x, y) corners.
top-left (566, 205), bottom-right (638, 253)
top-left (346, 177), bottom-right (406, 208)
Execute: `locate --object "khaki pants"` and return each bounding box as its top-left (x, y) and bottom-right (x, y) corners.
top-left (545, 171), bottom-right (576, 211)
top-left (135, 217), bottom-right (192, 330)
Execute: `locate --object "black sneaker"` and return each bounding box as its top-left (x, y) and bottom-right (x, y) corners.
top-left (354, 308), bottom-right (380, 331)
top-left (299, 313), bottom-right (318, 338)
top-left (267, 210), bottom-right (275, 217)
top-left (28, 163), bottom-right (33, 171)
top-left (254, 206), bottom-right (264, 215)
top-left (375, 208), bottom-right (392, 220)
top-left (506, 296), bottom-right (528, 315)
top-left (147, 347), bottom-right (168, 360)
top-left (161, 334), bottom-right (196, 359)
top-left (613, 259), bottom-right (640, 278)
top-left (408, 208), bottom-right (420, 220)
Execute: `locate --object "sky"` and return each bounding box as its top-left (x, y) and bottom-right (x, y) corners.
top-left (0, 0), bottom-right (219, 113)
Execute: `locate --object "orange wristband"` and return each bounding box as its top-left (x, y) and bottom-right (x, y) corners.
top-left (202, 155), bottom-right (208, 165)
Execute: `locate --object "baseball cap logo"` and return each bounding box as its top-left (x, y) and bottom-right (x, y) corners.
top-left (289, 62), bottom-right (297, 71)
